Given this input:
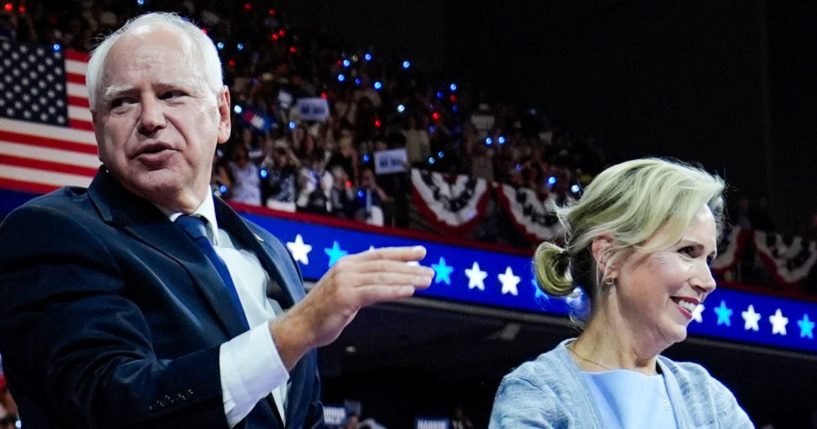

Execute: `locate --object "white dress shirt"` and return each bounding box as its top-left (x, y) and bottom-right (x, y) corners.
top-left (159, 193), bottom-right (289, 427)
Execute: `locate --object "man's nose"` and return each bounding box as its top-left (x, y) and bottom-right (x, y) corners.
top-left (137, 96), bottom-right (166, 135)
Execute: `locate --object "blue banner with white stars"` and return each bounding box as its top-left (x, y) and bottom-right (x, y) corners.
top-left (0, 189), bottom-right (814, 355)
top-left (242, 211), bottom-right (817, 355)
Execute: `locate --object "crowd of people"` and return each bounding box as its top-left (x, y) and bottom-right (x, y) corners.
top-left (2, 0), bottom-right (606, 231)
top-left (2, 1), bottom-right (814, 287)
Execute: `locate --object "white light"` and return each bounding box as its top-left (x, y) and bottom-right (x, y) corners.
top-left (397, 104), bottom-right (405, 113)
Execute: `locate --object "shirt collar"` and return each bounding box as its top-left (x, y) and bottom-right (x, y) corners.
top-left (156, 192), bottom-right (220, 245)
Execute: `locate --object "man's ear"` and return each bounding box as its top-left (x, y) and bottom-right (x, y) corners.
top-left (591, 234), bottom-right (616, 275)
top-left (216, 87), bottom-right (232, 144)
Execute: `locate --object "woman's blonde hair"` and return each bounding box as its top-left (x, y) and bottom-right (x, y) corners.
top-left (534, 158), bottom-right (725, 320)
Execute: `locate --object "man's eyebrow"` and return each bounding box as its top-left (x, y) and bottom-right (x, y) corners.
top-left (101, 80), bottom-right (204, 104)
top-left (102, 84), bottom-right (136, 103)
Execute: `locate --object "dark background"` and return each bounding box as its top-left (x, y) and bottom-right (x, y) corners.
top-left (279, 0), bottom-right (816, 232)
top-left (274, 1), bottom-right (817, 427)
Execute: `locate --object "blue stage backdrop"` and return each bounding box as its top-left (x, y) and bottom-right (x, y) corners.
top-left (1, 188), bottom-right (815, 355)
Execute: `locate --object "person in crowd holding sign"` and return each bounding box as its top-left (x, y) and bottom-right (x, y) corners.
top-left (0, 12), bottom-right (434, 428)
top-left (490, 158), bottom-right (752, 428)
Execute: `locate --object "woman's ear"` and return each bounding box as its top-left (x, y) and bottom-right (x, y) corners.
top-left (591, 234), bottom-right (616, 275)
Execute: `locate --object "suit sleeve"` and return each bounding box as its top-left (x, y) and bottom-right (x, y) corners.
top-left (0, 204), bottom-right (230, 429)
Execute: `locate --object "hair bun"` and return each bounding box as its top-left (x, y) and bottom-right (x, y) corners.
top-left (533, 241), bottom-right (574, 296)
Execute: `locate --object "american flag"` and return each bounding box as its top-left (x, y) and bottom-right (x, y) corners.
top-left (0, 40), bottom-right (99, 195)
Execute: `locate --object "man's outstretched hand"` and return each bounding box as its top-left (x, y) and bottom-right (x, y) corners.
top-left (270, 246), bottom-right (434, 369)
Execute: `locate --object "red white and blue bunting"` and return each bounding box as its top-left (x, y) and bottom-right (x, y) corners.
top-left (711, 226), bottom-right (752, 274)
top-left (410, 169), bottom-right (491, 235)
top-left (495, 184), bottom-right (564, 243)
top-left (754, 231), bottom-right (817, 286)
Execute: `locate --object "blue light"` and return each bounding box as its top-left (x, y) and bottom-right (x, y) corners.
top-left (427, 156), bottom-right (436, 165)
top-left (397, 104), bottom-right (405, 113)
top-left (342, 59), bottom-right (351, 68)
top-left (52, 43), bottom-right (61, 52)
top-left (216, 42), bottom-right (224, 50)
top-left (452, 105), bottom-right (459, 113)
top-left (288, 121), bottom-right (296, 130)
top-left (436, 91), bottom-right (444, 99)
top-left (237, 43), bottom-right (244, 51)
top-left (233, 105), bottom-right (243, 114)
top-left (373, 81), bottom-right (383, 90)
top-left (136, 0), bottom-right (144, 5)
top-left (498, 136), bottom-right (506, 145)
top-left (449, 83), bottom-right (457, 92)
top-left (402, 60), bottom-right (411, 69)
top-left (570, 184), bottom-right (581, 194)
top-left (337, 74), bottom-right (346, 82)
top-left (437, 151), bottom-right (444, 158)
top-left (364, 52), bottom-right (372, 61)
top-left (357, 190), bottom-right (365, 199)
top-left (354, 78), bottom-right (361, 86)
top-left (219, 184), bottom-right (228, 194)
top-left (485, 137), bottom-right (493, 146)
top-left (428, 125), bottom-right (436, 133)
top-left (362, 153), bottom-right (370, 162)
top-left (515, 164), bottom-right (522, 171)
top-left (547, 176), bottom-right (557, 186)
top-left (260, 168), bottom-right (268, 179)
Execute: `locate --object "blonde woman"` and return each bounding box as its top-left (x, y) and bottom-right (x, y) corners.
top-left (490, 159), bottom-right (752, 428)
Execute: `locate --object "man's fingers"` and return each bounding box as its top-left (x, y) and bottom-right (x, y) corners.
top-left (354, 285), bottom-right (420, 307)
top-left (345, 271), bottom-right (433, 288)
top-left (343, 259), bottom-right (435, 277)
top-left (341, 246), bottom-right (427, 263)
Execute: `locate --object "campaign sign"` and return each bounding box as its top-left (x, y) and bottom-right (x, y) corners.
top-left (374, 148), bottom-right (408, 174)
top-left (415, 417), bottom-right (449, 429)
top-left (296, 97), bottom-right (330, 122)
top-left (322, 405), bottom-right (346, 425)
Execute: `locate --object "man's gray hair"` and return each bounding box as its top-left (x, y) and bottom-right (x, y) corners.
top-left (85, 12), bottom-right (223, 110)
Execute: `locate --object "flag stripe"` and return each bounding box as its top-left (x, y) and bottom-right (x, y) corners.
top-left (0, 154), bottom-right (99, 177)
top-left (0, 141), bottom-right (100, 168)
top-left (0, 118), bottom-right (95, 145)
top-left (69, 119), bottom-right (94, 131)
top-left (67, 83), bottom-right (87, 98)
top-left (68, 105), bottom-right (92, 122)
top-left (69, 96), bottom-right (91, 108)
top-left (0, 129), bottom-right (97, 155)
top-left (66, 73), bottom-right (86, 84)
top-left (66, 58), bottom-right (88, 74)
top-left (65, 50), bottom-right (89, 62)
top-left (0, 177), bottom-right (62, 195)
top-left (0, 164), bottom-right (93, 188)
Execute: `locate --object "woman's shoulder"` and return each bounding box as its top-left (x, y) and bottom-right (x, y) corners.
top-left (500, 341), bottom-right (576, 391)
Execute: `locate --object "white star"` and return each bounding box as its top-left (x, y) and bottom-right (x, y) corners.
top-left (286, 234), bottom-right (312, 265)
top-left (464, 262), bottom-right (488, 291)
top-left (769, 309), bottom-right (789, 335)
top-left (692, 303), bottom-right (705, 323)
top-left (498, 266), bottom-right (521, 296)
top-left (742, 305), bottom-right (761, 331)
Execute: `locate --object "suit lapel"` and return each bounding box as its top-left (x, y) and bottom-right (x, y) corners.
top-left (88, 169), bottom-right (249, 338)
top-left (214, 200), bottom-right (296, 308)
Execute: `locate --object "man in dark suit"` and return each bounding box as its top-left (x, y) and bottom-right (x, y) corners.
top-left (0, 12), bottom-right (434, 428)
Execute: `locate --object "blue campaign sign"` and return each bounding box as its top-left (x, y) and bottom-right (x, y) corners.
top-left (0, 188), bottom-right (815, 355)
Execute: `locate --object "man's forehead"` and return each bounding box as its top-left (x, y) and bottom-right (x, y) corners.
top-left (107, 24), bottom-right (195, 65)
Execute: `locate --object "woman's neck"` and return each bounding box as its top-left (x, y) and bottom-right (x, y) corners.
top-left (572, 315), bottom-right (661, 375)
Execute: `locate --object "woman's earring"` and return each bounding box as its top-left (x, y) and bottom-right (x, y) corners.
top-left (604, 276), bottom-right (616, 286)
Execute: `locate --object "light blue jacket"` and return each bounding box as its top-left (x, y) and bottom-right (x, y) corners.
top-left (490, 339), bottom-right (753, 428)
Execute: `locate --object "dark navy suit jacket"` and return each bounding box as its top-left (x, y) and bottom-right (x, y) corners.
top-left (0, 169), bottom-right (324, 428)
